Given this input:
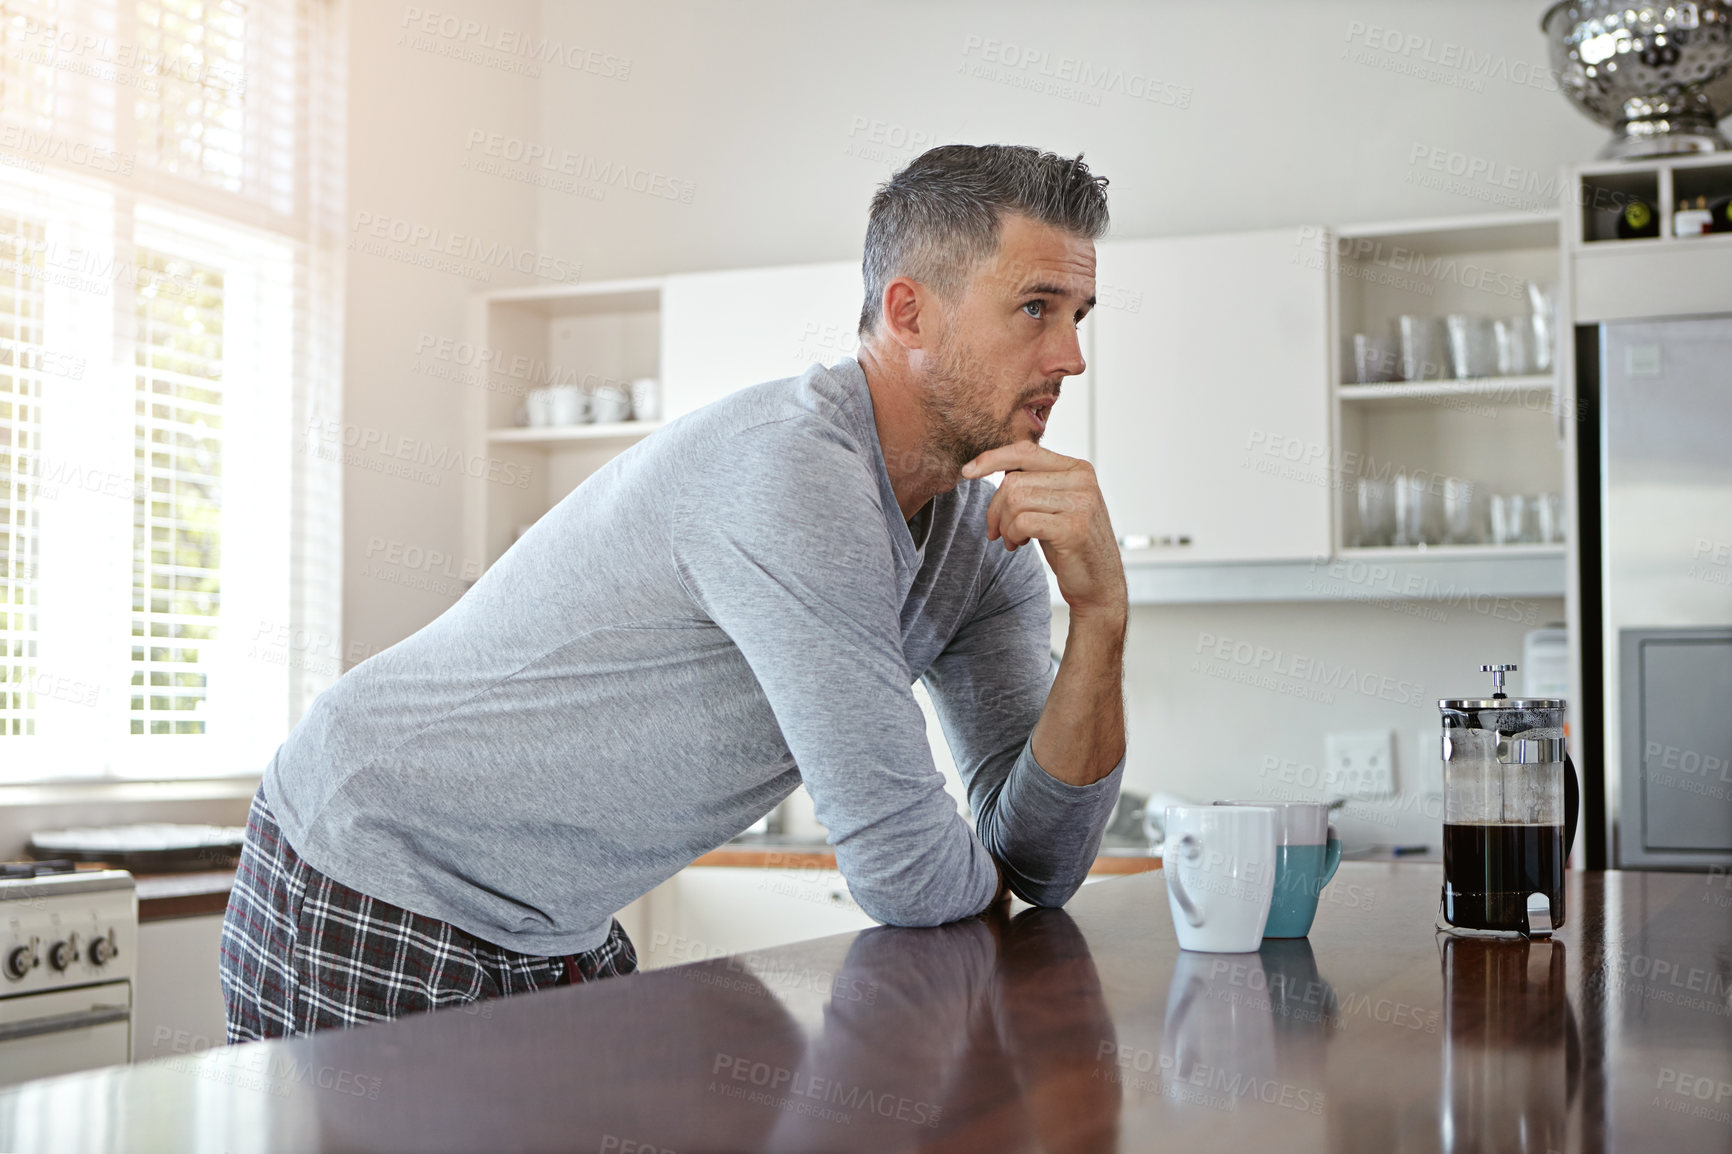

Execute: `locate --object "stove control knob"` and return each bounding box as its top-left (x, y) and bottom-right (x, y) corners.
top-left (48, 940), bottom-right (75, 971)
top-left (89, 936), bottom-right (116, 966)
top-left (5, 945), bottom-right (36, 980)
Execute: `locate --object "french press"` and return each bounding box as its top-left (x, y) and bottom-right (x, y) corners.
top-left (1438, 664), bottom-right (1579, 939)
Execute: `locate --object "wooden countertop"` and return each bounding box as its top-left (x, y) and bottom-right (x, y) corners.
top-left (694, 837), bottom-right (1162, 874)
top-left (6, 864), bottom-right (1729, 1152)
top-left (133, 870), bottom-right (241, 922)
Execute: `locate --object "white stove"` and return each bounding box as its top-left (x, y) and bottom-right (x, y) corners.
top-left (0, 866), bottom-right (136, 1087)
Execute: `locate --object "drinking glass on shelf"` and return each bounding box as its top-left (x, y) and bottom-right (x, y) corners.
top-left (1493, 318), bottom-right (1532, 377)
top-left (1393, 472), bottom-right (1436, 547)
top-left (1536, 492), bottom-right (1564, 543)
top-left (1490, 494), bottom-right (1532, 546)
top-left (1354, 477), bottom-right (1395, 547)
top-left (1442, 477), bottom-right (1481, 544)
top-left (1527, 282), bottom-right (1555, 374)
top-left (1445, 315), bottom-right (1497, 379)
top-left (1397, 315), bottom-right (1444, 382)
top-left (1351, 334), bottom-right (1397, 384)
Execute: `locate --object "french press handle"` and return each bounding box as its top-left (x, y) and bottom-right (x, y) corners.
top-left (1564, 753), bottom-right (1579, 859)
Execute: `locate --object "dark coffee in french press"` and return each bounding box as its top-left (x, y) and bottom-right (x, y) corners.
top-left (1438, 664), bottom-right (1579, 939)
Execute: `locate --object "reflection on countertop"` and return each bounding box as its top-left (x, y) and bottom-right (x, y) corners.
top-left (5, 866), bottom-right (1727, 1152)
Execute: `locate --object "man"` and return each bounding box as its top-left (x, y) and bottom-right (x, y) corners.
top-left (220, 143), bottom-right (1128, 1040)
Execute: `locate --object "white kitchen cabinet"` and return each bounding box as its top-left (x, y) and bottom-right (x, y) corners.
top-left (1090, 229), bottom-right (1332, 563)
top-left (637, 867), bottom-right (876, 971)
top-left (134, 915), bottom-right (228, 1060)
top-left (659, 261), bottom-right (864, 419)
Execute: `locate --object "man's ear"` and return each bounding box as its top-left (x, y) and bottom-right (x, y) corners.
top-left (878, 275), bottom-right (931, 352)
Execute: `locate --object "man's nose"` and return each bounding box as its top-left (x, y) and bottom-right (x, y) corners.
top-left (1051, 323), bottom-right (1086, 379)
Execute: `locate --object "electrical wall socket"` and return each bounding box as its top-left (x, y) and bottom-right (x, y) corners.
top-left (1326, 730), bottom-right (1396, 798)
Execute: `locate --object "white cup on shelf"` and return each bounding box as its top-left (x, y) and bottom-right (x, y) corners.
top-left (549, 384), bottom-right (589, 426)
top-left (630, 377), bottom-right (661, 422)
top-left (525, 388), bottom-right (555, 427)
top-left (592, 384), bottom-right (631, 424)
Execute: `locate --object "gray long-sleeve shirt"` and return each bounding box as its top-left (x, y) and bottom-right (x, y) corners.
top-left (265, 357), bottom-right (1124, 957)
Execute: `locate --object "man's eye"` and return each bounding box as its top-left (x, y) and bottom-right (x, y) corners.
top-left (1022, 300), bottom-right (1045, 318)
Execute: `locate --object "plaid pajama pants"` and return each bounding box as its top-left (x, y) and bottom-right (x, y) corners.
top-left (219, 786), bottom-right (636, 1042)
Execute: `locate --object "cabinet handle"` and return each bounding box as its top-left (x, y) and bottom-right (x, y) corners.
top-left (1119, 534), bottom-right (1193, 549)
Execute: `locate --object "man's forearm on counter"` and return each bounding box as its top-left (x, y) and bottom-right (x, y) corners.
top-left (1028, 608), bottom-right (1127, 787)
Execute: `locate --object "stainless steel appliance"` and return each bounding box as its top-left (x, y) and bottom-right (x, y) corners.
top-left (1580, 315), bottom-right (1732, 868)
top-left (1438, 665), bottom-right (1578, 938)
top-left (0, 865), bottom-right (136, 1087)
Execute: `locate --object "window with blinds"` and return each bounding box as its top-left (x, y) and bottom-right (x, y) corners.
top-left (133, 0), bottom-right (249, 194)
top-left (0, 214), bottom-right (46, 738)
top-left (0, 0), bottom-right (343, 782)
top-left (131, 248), bottom-right (223, 736)
top-left (0, 0), bottom-right (68, 133)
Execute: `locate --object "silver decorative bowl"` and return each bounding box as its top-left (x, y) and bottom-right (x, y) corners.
top-left (1542, 1), bottom-right (1732, 158)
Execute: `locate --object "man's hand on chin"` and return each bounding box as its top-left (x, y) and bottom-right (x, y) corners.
top-left (962, 440), bottom-right (1127, 790)
top-left (960, 441), bottom-right (1127, 622)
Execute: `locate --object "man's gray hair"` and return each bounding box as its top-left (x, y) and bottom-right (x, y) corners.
top-left (857, 144), bottom-right (1110, 338)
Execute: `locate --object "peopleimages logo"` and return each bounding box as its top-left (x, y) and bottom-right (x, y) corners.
top-left (1342, 20), bottom-right (1559, 93)
top-left (349, 212), bottom-right (583, 285)
top-left (958, 36), bottom-right (1192, 109)
top-left (300, 416), bottom-right (534, 489)
top-left (1193, 631), bottom-right (1427, 708)
top-left (398, 7), bottom-right (632, 79)
top-left (710, 1053), bottom-right (942, 1128)
top-left (461, 130), bottom-right (695, 203)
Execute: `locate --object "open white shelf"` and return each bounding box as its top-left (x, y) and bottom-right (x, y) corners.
top-left (470, 279), bottom-right (666, 568)
top-left (1339, 544), bottom-right (1564, 560)
top-left (1335, 210), bottom-right (1560, 255)
top-left (1330, 210), bottom-right (1565, 559)
top-left (481, 277), bottom-right (664, 312)
top-left (1337, 375), bottom-right (1555, 403)
top-left (487, 421), bottom-right (663, 445)
top-left (1052, 547), bottom-right (1566, 606)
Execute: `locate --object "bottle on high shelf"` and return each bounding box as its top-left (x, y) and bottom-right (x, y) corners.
top-left (1615, 197), bottom-right (1660, 239)
top-left (1707, 193), bottom-right (1732, 234)
top-left (1674, 195), bottom-right (1712, 237)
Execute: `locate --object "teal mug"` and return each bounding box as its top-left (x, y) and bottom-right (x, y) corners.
top-left (1214, 800), bottom-right (1342, 938)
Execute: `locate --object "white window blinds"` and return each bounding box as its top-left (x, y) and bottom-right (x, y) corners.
top-left (131, 246), bottom-right (224, 736)
top-left (0, 212), bottom-right (46, 739)
top-left (0, 0), bottom-right (342, 782)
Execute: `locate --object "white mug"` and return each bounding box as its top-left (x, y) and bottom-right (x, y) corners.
top-left (549, 383), bottom-right (589, 426)
top-left (592, 384), bottom-right (631, 424)
top-left (630, 376), bottom-right (660, 422)
top-left (1163, 805), bottom-right (1277, 953)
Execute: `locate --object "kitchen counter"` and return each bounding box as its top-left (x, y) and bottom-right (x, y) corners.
top-left (133, 870), bottom-right (241, 921)
top-left (699, 832), bottom-right (1162, 874)
top-left (6, 864), bottom-right (1729, 1152)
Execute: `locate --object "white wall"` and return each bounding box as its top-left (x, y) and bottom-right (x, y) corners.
top-left (529, 0), bottom-right (1604, 277)
top-left (342, 0), bottom-right (544, 658)
top-left (1058, 597), bottom-right (1566, 850)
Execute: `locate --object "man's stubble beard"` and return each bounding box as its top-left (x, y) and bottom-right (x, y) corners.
top-left (920, 328), bottom-right (1055, 476)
